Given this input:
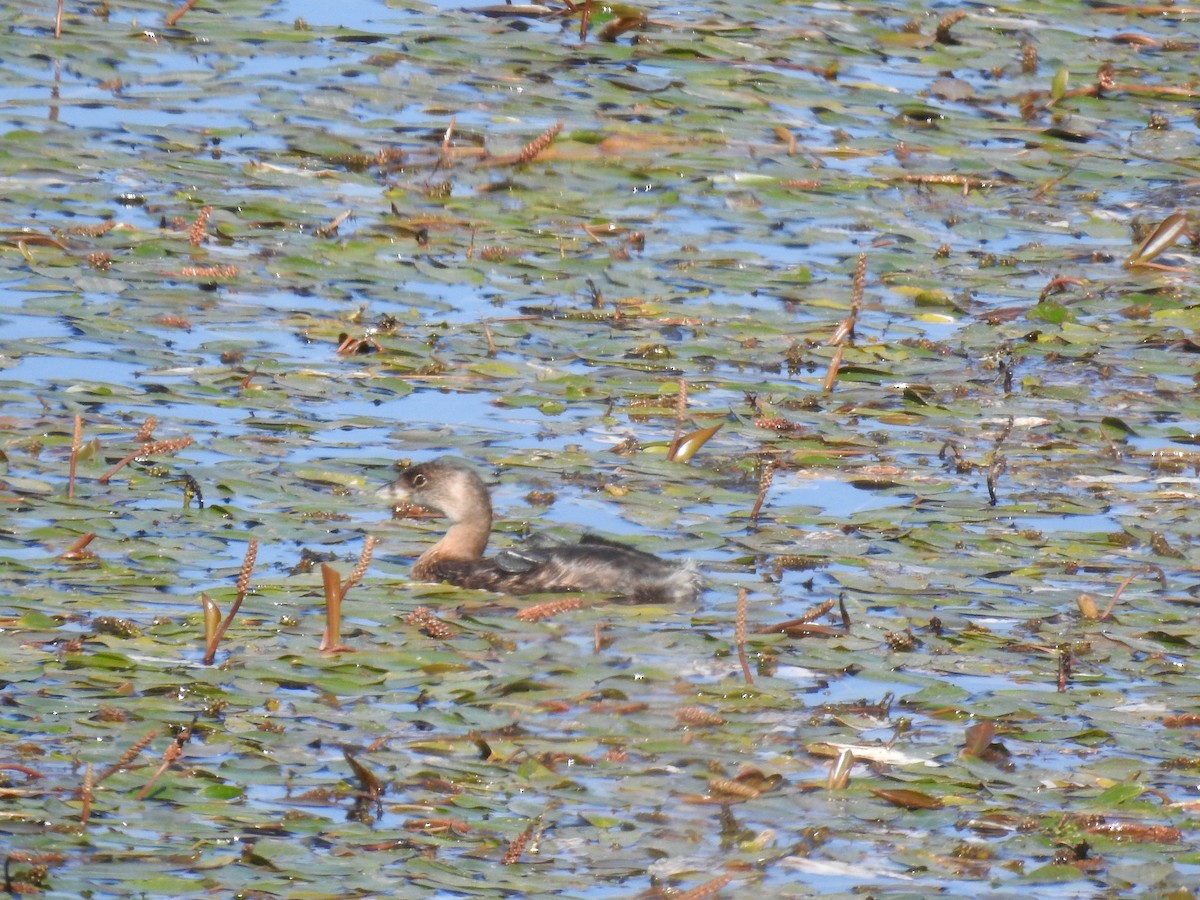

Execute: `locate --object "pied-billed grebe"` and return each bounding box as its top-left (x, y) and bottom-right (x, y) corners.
top-left (378, 457), bottom-right (700, 602)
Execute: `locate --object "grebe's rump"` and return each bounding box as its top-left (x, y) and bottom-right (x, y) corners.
top-left (379, 458), bottom-right (700, 602)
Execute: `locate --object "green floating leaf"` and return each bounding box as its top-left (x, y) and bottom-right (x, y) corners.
top-left (1051, 67), bottom-right (1070, 101)
top-left (1090, 782), bottom-right (1146, 807)
top-left (17, 610), bottom-right (61, 630)
top-left (1028, 300), bottom-right (1070, 324)
top-left (1099, 416), bottom-right (1138, 438)
top-left (834, 365), bottom-right (892, 384)
top-left (65, 650), bottom-right (135, 670)
top-left (1023, 863), bottom-right (1084, 884)
top-left (200, 784), bottom-right (244, 800)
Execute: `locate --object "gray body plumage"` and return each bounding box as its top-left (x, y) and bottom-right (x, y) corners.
top-left (379, 458), bottom-right (700, 603)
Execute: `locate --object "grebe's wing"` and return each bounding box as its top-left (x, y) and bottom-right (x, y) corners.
top-left (579, 533), bottom-right (684, 565)
top-left (494, 533), bottom-right (571, 574)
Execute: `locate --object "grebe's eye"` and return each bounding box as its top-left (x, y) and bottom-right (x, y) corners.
top-left (411, 473), bottom-right (427, 488)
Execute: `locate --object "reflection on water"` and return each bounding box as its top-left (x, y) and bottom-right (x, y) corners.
top-left (3, 351), bottom-right (144, 385)
top-left (770, 475), bottom-right (910, 518)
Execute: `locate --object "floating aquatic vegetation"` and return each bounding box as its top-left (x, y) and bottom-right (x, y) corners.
top-left (0, 0), bottom-right (1198, 895)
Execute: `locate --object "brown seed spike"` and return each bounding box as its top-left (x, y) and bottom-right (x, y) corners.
top-left (479, 245), bottom-right (523, 262)
top-left (501, 821), bottom-right (536, 865)
top-left (95, 729), bottom-right (158, 785)
top-left (134, 416), bottom-right (157, 443)
top-left (935, 10), bottom-right (967, 45)
top-left (175, 264), bottom-right (239, 279)
top-left (341, 535), bottom-right (378, 600)
top-left (850, 251), bottom-right (867, 308)
top-left (143, 436), bottom-right (192, 456)
top-left (236, 539), bottom-right (257, 599)
top-left (136, 726), bottom-right (191, 801)
top-left (676, 874), bottom-right (734, 900)
top-left (1021, 42), bottom-right (1037, 74)
top-left (516, 597), bottom-right (584, 622)
top-left (63, 220), bottom-right (116, 237)
top-left (667, 378), bottom-right (689, 460)
top-left (188, 205), bottom-right (212, 246)
top-left (1057, 645), bottom-right (1072, 692)
top-left (407, 606), bottom-right (456, 639)
top-left (204, 539), bottom-right (256, 665)
top-left (514, 121), bottom-right (562, 166)
top-left (67, 415), bottom-right (82, 500)
top-left (676, 706), bottom-right (726, 727)
top-left (98, 435), bottom-right (195, 484)
top-left (749, 460), bottom-right (777, 525)
top-left (735, 587), bottom-right (753, 685)
top-left (709, 777), bottom-right (760, 800)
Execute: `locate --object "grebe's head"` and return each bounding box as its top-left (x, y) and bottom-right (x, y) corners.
top-left (377, 458), bottom-right (492, 524)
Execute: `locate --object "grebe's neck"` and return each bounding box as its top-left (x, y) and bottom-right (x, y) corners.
top-left (436, 517), bottom-right (490, 558)
top-left (410, 476), bottom-right (493, 579)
